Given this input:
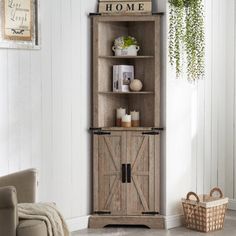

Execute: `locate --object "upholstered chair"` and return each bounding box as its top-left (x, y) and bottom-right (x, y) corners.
top-left (0, 169), bottom-right (47, 236)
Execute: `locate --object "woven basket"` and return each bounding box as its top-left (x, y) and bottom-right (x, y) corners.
top-left (182, 188), bottom-right (228, 232)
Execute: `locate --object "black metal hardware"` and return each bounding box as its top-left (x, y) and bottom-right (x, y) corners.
top-left (127, 164), bottom-right (131, 183)
top-left (89, 12), bottom-right (164, 16)
top-left (94, 131), bottom-right (111, 135)
top-left (122, 164), bottom-right (127, 183)
top-left (94, 211), bottom-right (111, 215)
top-left (151, 127), bottom-right (164, 131)
top-left (89, 127), bottom-right (102, 131)
top-left (142, 131), bottom-right (160, 135)
top-left (89, 13), bottom-right (102, 16)
top-left (142, 211), bottom-right (160, 215)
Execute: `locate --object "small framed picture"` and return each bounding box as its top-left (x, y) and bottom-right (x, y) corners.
top-left (0, 0), bottom-right (40, 49)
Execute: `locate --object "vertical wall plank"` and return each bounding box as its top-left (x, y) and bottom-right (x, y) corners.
top-left (204, 0), bottom-right (213, 194)
top-left (225, 0), bottom-right (235, 199)
top-left (234, 0), bottom-right (236, 199)
top-left (217, 0), bottom-right (226, 192)
top-left (8, 51), bottom-right (21, 173)
top-left (19, 51), bottom-right (32, 169)
top-left (71, 0), bottom-right (82, 217)
top-left (30, 50), bottom-right (42, 170)
top-left (40, 0), bottom-right (53, 202)
top-left (210, 0), bottom-right (220, 188)
top-left (0, 50), bottom-right (9, 176)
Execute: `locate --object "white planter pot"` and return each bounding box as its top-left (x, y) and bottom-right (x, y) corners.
top-left (112, 45), bottom-right (140, 56)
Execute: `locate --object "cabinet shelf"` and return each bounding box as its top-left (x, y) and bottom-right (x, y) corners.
top-left (101, 127), bottom-right (154, 131)
top-left (98, 91), bottom-right (154, 95)
top-left (99, 56), bottom-right (154, 59)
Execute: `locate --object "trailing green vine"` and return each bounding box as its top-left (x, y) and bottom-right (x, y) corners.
top-left (169, 0), bottom-right (205, 81)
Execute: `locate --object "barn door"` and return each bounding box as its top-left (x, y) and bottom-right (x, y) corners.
top-left (126, 131), bottom-right (158, 215)
top-left (93, 131), bottom-right (127, 215)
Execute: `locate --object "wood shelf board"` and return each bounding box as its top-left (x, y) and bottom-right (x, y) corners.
top-left (101, 127), bottom-right (154, 131)
top-left (89, 215), bottom-right (165, 229)
top-left (98, 91), bottom-right (154, 95)
top-left (99, 56), bottom-right (154, 59)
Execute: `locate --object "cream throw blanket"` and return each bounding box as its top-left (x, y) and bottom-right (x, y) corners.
top-left (18, 203), bottom-right (70, 236)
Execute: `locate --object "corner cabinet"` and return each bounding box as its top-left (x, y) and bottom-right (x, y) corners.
top-left (89, 14), bottom-right (164, 229)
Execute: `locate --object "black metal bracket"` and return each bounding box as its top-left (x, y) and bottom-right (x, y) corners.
top-left (89, 127), bottom-right (102, 131)
top-left (94, 131), bottom-right (111, 135)
top-left (151, 127), bottom-right (164, 131)
top-left (142, 131), bottom-right (160, 135)
top-left (94, 211), bottom-right (111, 215)
top-left (142, 211), bottom-right (160, 215)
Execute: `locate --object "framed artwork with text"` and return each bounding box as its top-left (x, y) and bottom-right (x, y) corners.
top-left (0, 0), bottom-right (39, 49)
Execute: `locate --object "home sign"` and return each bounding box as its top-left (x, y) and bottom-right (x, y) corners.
top-left (98, 0), bottom-right (152, 15)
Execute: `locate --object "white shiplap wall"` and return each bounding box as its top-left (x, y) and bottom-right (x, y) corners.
top-left (160, 0), bottom-right (229, 218)
top-left (0, 0), bottom-right (97, 224)
top-left (226, 0), bottom-right (236, 208)
top-left (0, 0), bottom-right (234, 229)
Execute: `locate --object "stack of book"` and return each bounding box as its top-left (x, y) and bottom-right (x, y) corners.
top-left (113, 65), bottom-right (134, 92)
top-left (98, 0), bottom-right (152, 15)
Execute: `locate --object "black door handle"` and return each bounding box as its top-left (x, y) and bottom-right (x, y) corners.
top-left (127, 164), bottom-right (131, 183)
top-left (122, 164), bottom-right (127, 183)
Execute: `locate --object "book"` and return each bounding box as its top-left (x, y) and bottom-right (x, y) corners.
top-left (113, 65), bottom-right (134, 92)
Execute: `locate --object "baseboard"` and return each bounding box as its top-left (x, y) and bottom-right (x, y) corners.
top-left (66, 215), bottom-right (90, 232)
top-left (164, 214), bottom-right (184, 229)
top-left (67, 214), bottom-right (184, 231)
top-left (228, 199), bottom-right (236, 210)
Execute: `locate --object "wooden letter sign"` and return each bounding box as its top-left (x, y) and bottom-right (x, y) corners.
top-left (99, 1), bottom-right (152, 15)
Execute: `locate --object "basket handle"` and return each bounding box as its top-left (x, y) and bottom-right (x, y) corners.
top-left (210, 187), bottom-right (223, 198)
top-left (186, 192), bottom-right (200, 203)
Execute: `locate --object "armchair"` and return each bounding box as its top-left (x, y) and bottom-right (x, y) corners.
top-left (0, 169), bottom-right (47, 236)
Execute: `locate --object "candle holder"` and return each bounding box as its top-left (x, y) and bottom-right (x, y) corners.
top-left (116, 108), bottom-right (126, 127)
top-left (130, 111), bottom-right (140, 127)
top-left (121, 115), bottom-right (132, 128)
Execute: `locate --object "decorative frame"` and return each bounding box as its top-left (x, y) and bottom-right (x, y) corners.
top-left (0, 0), bottom-right (40, 49)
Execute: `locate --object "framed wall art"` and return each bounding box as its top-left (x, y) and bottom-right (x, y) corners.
top-left (0, 0), bottom-right (40, 49)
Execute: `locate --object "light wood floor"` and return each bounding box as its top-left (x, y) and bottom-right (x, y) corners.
top-left (72, 211), bottom-right (236, 236)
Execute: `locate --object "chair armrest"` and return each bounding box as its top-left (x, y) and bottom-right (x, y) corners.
top-left (0, 169), bottom-right (38, 203)
top-left (0, 186), bottom-right (17, 208)
top-left (0, 186), bottom-right (18, 236)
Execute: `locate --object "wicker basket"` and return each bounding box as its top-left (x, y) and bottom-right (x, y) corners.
top-left (182, 188), bottom-right (228, 232)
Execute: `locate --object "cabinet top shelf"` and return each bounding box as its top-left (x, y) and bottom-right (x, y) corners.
top-left (99, 56), bottom-right (154, 59)
top-left (99, 91), bottom-right (154, 95)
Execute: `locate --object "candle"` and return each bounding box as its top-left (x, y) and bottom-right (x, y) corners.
top-left (121, 114), bottom-right (131, 128)
top-left (116, 108), bottom-right (126, 126)
top-left (130, 111), bottom-right (140, 127)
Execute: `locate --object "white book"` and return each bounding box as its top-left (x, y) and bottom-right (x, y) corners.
top-left (118, 65), bottom-right (134, 92)
top-left (113, 65), bottom-right (119, 92)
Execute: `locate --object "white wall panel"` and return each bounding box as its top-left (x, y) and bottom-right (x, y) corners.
top-left (0, 0), bottom-right (97, 221)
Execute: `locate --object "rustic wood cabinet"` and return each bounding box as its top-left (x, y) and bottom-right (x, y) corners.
top-left (89, 14), bottom-right (164, 229)
top-left (93, 131), bottom-right (160, 216)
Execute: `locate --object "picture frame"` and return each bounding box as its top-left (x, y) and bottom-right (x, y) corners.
top-left (0, 0), bottom-right (40, 49)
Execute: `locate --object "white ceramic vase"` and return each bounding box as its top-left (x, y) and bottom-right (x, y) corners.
top-left (112, 45), bottom-right (140, 56)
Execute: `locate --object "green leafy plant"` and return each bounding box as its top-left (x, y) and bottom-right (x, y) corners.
top-left (114, 36), bottom-right (138, 49)
top-left (169, 0), bottom-right (205, 81)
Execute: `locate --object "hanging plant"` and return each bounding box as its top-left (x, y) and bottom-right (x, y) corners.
top-left (168, 0), bottom-right (205, 81)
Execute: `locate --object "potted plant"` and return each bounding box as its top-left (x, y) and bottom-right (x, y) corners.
top-left (112, 36), bottom-right (140, 56)
top-left (169, 0), bottom-right (205, 81)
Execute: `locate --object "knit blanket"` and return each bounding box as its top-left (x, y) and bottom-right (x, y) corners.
top-left (18, 202), bottom-right (70, 236)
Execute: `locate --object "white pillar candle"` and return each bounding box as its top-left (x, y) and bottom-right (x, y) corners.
top-left (122, 114), bottom-right (131, 122)
top-left (116, 108), bottom-right (126, 119)
top-left (130, 111), bottom-right (140, 121)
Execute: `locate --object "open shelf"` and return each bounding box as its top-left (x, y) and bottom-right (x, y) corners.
top-left (99, 56), bottom-right (154, 59)
top-left (98, 91), bottom-right (154, 95)
top-left (93, 16), bottom-right (160, 128)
